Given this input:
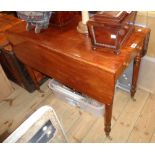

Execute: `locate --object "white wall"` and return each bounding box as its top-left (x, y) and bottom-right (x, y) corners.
top-left (136, 12), bottom-right (155, 94)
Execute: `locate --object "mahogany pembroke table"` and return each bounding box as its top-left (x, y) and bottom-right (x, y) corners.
top-left (6, 17), bottom-right (150, 136)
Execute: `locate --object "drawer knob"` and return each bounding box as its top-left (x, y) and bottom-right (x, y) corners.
top-left (123, 62), bottom-right (129, 67)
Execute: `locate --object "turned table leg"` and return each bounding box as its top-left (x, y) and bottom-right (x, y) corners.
top-left (104, 103), bottom-right (113, 137)
top-left (131, 52), bottom-right (142, 98)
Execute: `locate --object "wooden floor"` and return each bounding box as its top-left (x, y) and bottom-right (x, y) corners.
top-left (0, 79), bottom-right (155, 143)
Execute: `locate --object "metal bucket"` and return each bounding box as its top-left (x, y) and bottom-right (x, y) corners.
top-left (17, 11), bottom-right (52, 33)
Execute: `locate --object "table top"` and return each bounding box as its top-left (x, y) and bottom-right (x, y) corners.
top-left (0, 13), bottom-right (22, 33)
top-left (0, 14), bottom-right (22, 48)
top-left (5, 16), bottom-right (151, 104)
top-left (6, 16), bottom-right (150, 79)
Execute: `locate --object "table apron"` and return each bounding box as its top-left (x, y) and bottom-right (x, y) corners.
top-left (14, 41), bottom-right (115, 105)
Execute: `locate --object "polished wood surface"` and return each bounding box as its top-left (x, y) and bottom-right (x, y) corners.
top-left (50, 11), bottom-right (77, 27)
top-left (87, 11), bottom-right (137, 54)
top-left (6, 20), bottom-right (149, 76)
top-left (8, 20), bottom-right (149, 104)
top-left (0, 13), bottom-right (21, 33)
top-left (0, 13), bottom-right (22, 47)
top-left (6, 16), bottom-right (150, 136)
top-left (14, 41), bottom-right (115, 105)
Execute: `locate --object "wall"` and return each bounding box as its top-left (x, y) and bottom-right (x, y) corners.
top-left (136, 11), bottom-right (155, 58)
top-left (136, 11), bottom-right (155, 93)
top-left (0, 64), bottom-right (14, 101)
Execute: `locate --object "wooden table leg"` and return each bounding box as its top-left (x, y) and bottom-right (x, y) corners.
top-left (25, 65), bottom-right (40, 91)
top-left (131, 52), bottom-right (142, 98)
top-left (104, 103), bottom-right (113, 137)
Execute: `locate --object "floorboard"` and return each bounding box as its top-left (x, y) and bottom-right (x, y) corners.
top-left (0, 79), bottom-right (154, 143)
top-left (104, 89), bottom-right (150, 142)
top-left (128, 94), bottom-right (155, 142)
